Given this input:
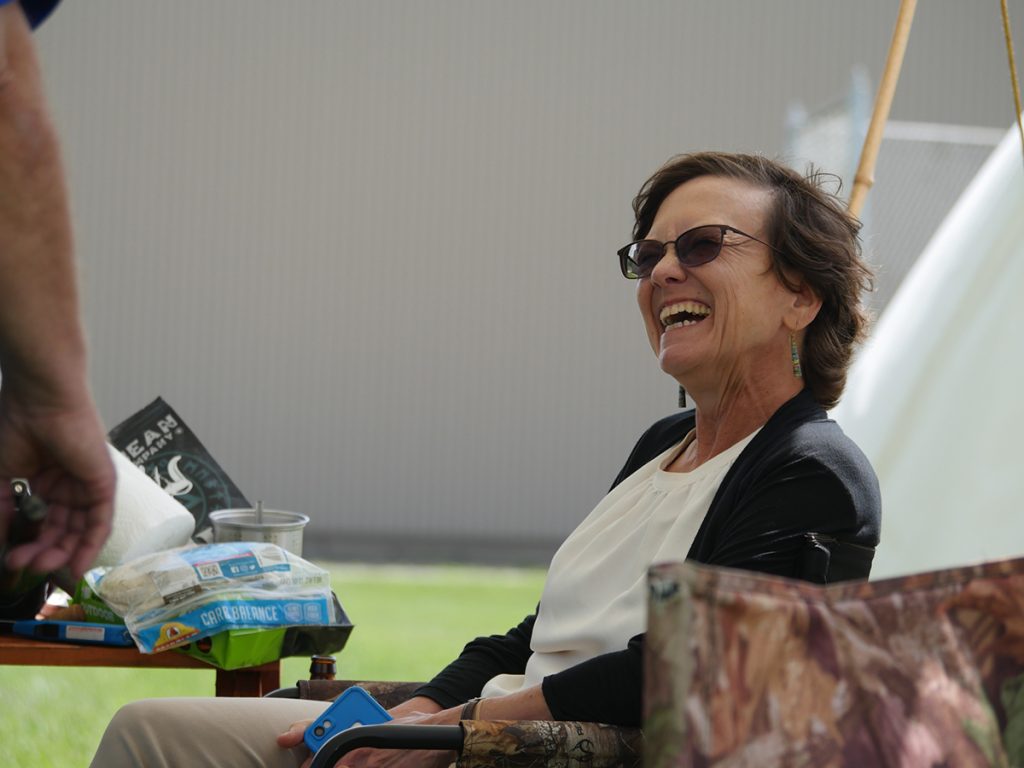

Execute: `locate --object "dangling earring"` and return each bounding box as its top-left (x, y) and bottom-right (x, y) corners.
top-left (678, 385), bottom-right (688, 408)
top-left (790, 333), bottom-right (803, 379)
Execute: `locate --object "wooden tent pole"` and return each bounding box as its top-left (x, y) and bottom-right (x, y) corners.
top-left (848, 0), bottom-right (918, 217)
top-left (1000, 0), bottom-right (1024, 163)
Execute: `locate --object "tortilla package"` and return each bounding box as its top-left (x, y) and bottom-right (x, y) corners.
top-left (85, 542), bottom-right (337, 653)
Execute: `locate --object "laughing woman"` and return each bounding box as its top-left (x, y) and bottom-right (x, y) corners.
top-left (91, 152), bottom-right (880, 768)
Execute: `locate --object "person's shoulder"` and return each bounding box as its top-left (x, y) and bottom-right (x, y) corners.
top-left (779, 400), bottom-right (875, 482)
top-left (760, 390), bottom-right (870, 466)
top-left (754, 390), bottom-right (880, 535)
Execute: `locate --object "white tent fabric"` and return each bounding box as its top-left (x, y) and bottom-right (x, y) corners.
top-left (831, 122), bottom-right (1024, 579)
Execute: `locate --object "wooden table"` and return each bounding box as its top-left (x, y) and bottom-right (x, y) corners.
top-left (0, 633), bottom-right (281, 696)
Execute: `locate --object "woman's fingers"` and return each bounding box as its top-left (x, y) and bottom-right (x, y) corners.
top-left (277, 718), bottom-right (314, 748)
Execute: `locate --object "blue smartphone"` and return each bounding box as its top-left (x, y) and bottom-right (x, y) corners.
top-left (304, 686), bottom-right (392, 753)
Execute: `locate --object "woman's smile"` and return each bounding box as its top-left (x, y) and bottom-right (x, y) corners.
top-left (659, 300), bottom-right (712, 332)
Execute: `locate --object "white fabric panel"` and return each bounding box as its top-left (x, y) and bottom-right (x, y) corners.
top-left (833, 123), bottom-right (1024, 578)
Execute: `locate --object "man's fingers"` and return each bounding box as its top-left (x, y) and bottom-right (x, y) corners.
top-left (2, 480), bottom-right (115, 578)
top-left (4, 505), bottom-right (76, 573)
top-left (4, 518), bottom-right (105, 577)
top-left (66, 503), bottom-right (113, 578)
top-left (7, 533), bottom-right (76, 574)
top-left (27, 536), bottom-right (79, 574)
top-left (66, 532), bottom-right (103, 579)
top-left (3, 537), bottom-right (58, 571)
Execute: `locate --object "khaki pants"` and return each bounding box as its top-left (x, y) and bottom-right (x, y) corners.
top-left (91, 697), bottom-right (330, 767)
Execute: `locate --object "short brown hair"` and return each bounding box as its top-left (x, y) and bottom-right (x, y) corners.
top-left (631, 152), bottom-right (872, 409)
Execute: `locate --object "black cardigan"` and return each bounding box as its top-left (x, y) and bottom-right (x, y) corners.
top-left (415, 389), bottom-right (881, 725)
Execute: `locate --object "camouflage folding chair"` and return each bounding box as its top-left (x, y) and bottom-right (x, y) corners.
top-left (644, 558), bottom-right (1024, 767)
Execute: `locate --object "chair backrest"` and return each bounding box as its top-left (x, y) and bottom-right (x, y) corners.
top-left (644, 558), bottom-right (1024, 767)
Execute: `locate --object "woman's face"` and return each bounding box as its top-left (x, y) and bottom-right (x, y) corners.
top-left (636, 175), bottom-right (809, 391)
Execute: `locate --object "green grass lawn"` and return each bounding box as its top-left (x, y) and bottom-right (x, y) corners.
top-left (0, 562), bottom-right (545, 768)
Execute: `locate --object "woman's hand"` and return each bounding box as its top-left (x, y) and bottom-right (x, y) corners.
top-left (279, 686), bottom-right (551, 767)
top-left (278, 705), bottom-right (460, 768)
top-left (276, 716), bottom-right (315, 753)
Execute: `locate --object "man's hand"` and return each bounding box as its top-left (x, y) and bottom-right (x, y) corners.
top-left (0, 385), bottom-right (115, 578)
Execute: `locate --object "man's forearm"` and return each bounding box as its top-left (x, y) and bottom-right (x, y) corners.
top-left (0, 3), bottom-right (88, 400)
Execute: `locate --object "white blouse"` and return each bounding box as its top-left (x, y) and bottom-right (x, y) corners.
top-left (481, 427), bottom-right (759, 698)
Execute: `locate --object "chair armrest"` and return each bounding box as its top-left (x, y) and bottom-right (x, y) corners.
top-left (293, 681), bottom-right (644, 768)
top-left (459, 720), bottom-right (642, 768)
top-left (309, 724), bottom-right (463, 768)
top-left (295, 679), bottom-right (426, 708)
top-left (309, 720), bottom-right (642, 768)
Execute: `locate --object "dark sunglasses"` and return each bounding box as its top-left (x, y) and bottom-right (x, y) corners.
top-left (617, 224), bottom-right (778, 280)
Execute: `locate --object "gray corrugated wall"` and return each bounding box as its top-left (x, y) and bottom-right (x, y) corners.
top-left (34, 1), bottom-right (1023, 562)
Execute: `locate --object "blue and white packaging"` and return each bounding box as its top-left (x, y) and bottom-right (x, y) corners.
top-left (85, 542), bottom-right (335, 653)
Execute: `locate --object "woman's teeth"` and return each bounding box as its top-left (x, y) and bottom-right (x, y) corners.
top-left (660, 301), bottom-right (711, 330)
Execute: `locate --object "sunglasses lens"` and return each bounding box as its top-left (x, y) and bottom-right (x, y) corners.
top-left (676, 226), bottom-right (724, 267)
top-left (622, 241), bottom-right (664, 278)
